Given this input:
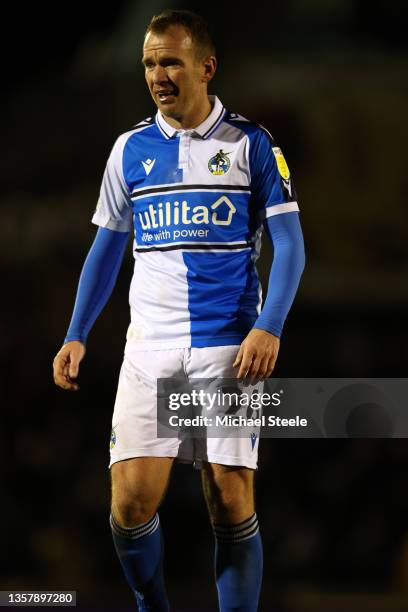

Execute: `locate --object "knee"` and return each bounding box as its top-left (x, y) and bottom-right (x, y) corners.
top-left (207, 472), bottom-right (254, 523)
top-left (111, 483), bottom-right (159, 527)
top-left (216, 482), bottom-right (250, 515)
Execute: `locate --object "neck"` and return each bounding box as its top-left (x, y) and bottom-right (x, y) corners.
top-left (163, 96), bottom-right (212, 130)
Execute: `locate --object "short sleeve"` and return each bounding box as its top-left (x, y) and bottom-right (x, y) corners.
top-left (249, 127), bottom-right (299, 220)
top-left (92, 133), bottom-right (133, 232)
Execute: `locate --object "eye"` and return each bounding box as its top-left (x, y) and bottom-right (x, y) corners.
top-left (163, 59), bottom-right (181, 67)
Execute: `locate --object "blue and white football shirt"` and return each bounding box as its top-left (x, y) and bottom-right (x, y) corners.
top-left (92, 96), bottom-right (299, 349)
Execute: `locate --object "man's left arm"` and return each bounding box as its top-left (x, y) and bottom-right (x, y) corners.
top-left (234, 211), bottom-right (305, 379)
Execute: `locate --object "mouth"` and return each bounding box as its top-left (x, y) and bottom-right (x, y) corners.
top-left (155, 88), bottom-right (177, 103)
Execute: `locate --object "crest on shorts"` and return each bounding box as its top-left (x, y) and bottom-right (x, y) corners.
top-left (208, 149), bottom-right (231, 175)
top-left (250, 432), bottom-right (257, 450)
top-left (110, 427), bottom-right (117, 449)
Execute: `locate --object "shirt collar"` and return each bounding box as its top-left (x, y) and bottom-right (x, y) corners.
top-left (155, 95), bottom-right (225, 140)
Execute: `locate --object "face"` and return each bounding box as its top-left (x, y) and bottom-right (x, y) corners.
top-left (142, 25), bottom-right (216, 124)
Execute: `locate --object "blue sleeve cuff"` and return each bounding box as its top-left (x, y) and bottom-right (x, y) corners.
top-left (253, 212), bottom-right (305, 337)
top-left (64, 227), bottom-right (129, 344)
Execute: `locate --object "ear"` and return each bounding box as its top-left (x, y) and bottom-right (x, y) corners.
top-left (201, 56), bottom-right (217, 83)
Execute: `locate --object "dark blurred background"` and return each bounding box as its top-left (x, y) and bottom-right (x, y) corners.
top-left (1, 1), bottom-right (408, 610)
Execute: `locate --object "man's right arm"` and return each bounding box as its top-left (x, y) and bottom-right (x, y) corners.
top-left (53, 226), bottom-right (129, 391)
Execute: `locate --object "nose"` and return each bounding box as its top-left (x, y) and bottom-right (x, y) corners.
top-left (151, 65), bottom-right (168, 84)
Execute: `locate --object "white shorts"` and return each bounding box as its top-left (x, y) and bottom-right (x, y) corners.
top-left (109, 343), bottom-right (261, 470)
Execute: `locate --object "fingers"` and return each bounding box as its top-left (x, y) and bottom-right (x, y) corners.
top-left (265, 352), bottom-right (278, 379)
top-left (248, 354), bottom-right (263, 383)
top-left (53, 358), bottom-right (79, 391)
top-left (236, 346), bottom-right (254, 381)
top-left (69, 357), bottom-right (79, 379)
top-left (53, 343), bottom-right (83, 391)
top-left (247, 354), bottom-right (274, 384)
top-left (234, 338), bottom-right (279, 382)
top-left (253, 354), bottom-right (271, 383)
top-left (233, 345), bottom-right (243, 368)
top-left (234, 344), bottom-right (253, 380)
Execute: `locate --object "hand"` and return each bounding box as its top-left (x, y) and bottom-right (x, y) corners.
top-left (53, 341), bottom-right (86, 391)
top-left (233, 329), bottom-right (280, 381)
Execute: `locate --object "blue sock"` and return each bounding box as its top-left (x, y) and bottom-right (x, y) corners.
top-left (214, 513), bottom-right (263, 612)
top-left (110, 512), bottom-right (170, 612)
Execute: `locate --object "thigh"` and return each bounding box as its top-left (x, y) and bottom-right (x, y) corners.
top-left (111, 456), bottom-right (174, 525)
top-left (111, 456), bottom-right (174, 503)
top-left (201, 461), bottom-right (255, 524)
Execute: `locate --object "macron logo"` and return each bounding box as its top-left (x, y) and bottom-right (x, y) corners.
top-left (141, 158), bottom-right (156, 176)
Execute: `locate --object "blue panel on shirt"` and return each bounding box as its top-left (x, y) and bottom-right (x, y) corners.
top-left (122, 124), bottom-right (182, 192)
top-left (183, 250), bottom-right (260, 347)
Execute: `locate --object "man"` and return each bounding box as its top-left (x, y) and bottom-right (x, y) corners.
top-left (53, 9), bottom-right (305, 612)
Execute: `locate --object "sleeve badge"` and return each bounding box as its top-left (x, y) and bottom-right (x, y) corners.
top-left (272, 147), bottom-right (290, 180)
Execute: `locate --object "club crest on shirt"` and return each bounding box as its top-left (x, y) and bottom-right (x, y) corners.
top-left (208, 149), bottom-right (231, 175)
top-left (272, 147), bottom-right (290, 180)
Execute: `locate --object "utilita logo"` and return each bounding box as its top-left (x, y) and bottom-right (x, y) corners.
top-left (138, 196), bottom-right (236, 230)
